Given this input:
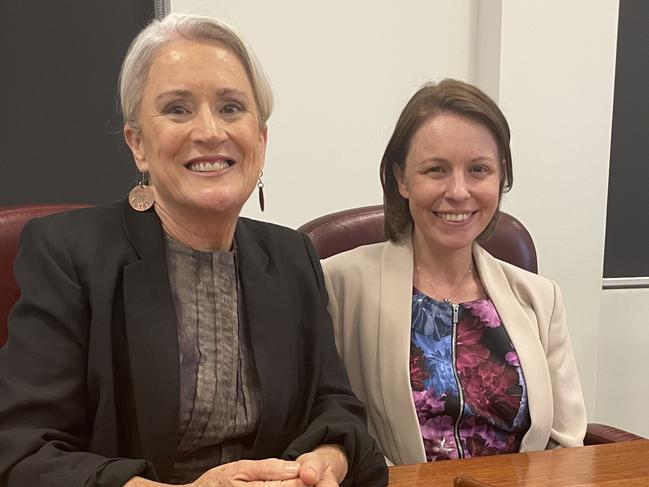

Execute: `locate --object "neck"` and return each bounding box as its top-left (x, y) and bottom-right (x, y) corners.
top-left (154, 202), bottom-right (237, 252)
top-left (412, 228), bottom-right (474, 281)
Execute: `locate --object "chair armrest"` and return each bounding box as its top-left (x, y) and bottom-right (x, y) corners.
top-left (585, 422), bottom-right (645, 445)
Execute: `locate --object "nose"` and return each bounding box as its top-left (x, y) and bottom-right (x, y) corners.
top-left (445, 171), bottom-right (471, 201)
top-left (190, 106), bottom-right (226, 146)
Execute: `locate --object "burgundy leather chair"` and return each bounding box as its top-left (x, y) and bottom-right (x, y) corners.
top-left (0, 203), bottom-right (89, 346)
top-left (297, 205), bottom-right (644, 445)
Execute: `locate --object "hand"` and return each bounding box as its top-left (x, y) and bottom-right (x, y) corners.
top-left (125, 459), bottom-right (302, 487)
top-left (191, 459), bottom-right (302, 486)
top-left (295, 444), bottom-right (349, 486)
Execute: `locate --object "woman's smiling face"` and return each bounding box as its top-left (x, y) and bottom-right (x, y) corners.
top-left (395, 111), bottom-right (502, 252)
top-left (125, 39), bottom-right (267, 220)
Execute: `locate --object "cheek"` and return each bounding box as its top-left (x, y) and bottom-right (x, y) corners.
top-left (484, 188), bottom-right (501, 217)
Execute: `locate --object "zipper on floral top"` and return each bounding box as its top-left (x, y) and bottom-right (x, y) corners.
top-left (450, 303), bottom-right (466, 458)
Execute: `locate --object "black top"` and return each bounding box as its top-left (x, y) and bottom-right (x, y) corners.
top-left (0, 198), bottom-right (387, 486)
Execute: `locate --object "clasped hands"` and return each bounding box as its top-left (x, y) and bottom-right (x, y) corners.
top-left (126, 444), bottom-right (348, 487)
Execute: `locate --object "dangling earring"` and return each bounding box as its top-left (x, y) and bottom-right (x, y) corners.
top-left (129, 172), bottom-right (155, 211)
top-left (257, 171), bottom-right (265, 212)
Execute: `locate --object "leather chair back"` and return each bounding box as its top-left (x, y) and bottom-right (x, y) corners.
top-left (0, 204), bottom-right (89, 346)
top-left (297, 205), bottom-right (538, 273)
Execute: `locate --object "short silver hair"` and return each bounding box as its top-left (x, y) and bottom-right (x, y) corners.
top-left (119, 13), bottom-right (273, 129)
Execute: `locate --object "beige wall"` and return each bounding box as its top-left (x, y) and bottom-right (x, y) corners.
top-left (171, 0), bottom-right (479, 226)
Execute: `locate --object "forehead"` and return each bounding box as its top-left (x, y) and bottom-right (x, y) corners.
top-left (408, 112), bottom-right (499, 157)
top-left (144, 39), bottom-right (252, 94)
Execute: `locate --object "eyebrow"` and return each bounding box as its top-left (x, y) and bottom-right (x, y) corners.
top-left (155, 89), bottom-right (192, 103)
top-left (216, 88), bottom-right (250, 100)
top-left (420, 155), bottom-right (497, 164)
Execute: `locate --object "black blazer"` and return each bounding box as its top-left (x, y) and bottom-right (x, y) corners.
top-left (0, 199), bottom-right (387, 487)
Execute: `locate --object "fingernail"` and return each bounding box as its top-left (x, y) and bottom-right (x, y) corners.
top-left (284, 461), bottom-right (299, 474)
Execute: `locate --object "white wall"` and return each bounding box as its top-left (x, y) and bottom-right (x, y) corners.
top-left (171, 0), bottom-right (649, 436)
top-left (598, 290), bottom-right (649, 437)
top-left (171, 0), bottom-right (478, 227)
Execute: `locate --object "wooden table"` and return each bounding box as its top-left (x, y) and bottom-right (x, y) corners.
top-left (388, 439), bottom-right (649, 486)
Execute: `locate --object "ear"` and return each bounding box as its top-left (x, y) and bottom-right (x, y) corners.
top-left (124, 124), bottom-right (148, 173)
top-left (393, 163), bottom-right (409, 199)
top-left (499, 157), bottom-right (507, 186)
top-left (257, 125), bottom-right (268, 173)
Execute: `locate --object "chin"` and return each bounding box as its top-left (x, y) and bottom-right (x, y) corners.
top-left (432, 233), bottom-right (479, 251)
top-left (181, 197), bottom-right (240, 216)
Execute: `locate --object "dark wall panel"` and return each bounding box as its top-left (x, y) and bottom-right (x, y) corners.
top-left (0, 1), bottom-right (154, 205)
top-left (603, 0), bottom-right (649, 278)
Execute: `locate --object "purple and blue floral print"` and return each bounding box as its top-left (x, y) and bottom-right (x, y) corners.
top-left (410, 290), bottom-right (530, 461)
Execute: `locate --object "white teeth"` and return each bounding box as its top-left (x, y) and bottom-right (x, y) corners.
top-left (437, 212), bottom-right (471, 222)
top-left (187, 160), bottom-right (230, 172)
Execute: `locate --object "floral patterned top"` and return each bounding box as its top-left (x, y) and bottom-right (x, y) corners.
top-left (410, 290), bottom-right (530, 461)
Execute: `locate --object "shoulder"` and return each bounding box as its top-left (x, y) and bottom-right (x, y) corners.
top-left (236, 217), bottom-right (323, 279)
top-left (321, 241), bottom-right (405, 299)
top-left (238, 217), bottom-right (305, 244)
top-left (17, 200), bottom-right (148, 284)
top-left (15, 200), bottom-right (136, 292)
top-left (322, 241), bottom-right (388, 275)
top-left (475, 244), bottom-right (560, 304)
top-left (21, 200), bottom-right (126, 249)
top-left (237, 217), bottom-right (311, 259)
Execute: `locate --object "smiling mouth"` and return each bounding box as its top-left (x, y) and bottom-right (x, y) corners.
top-left (186, 160), bottom-right (234, 173)
top-left (434, 212), bottom-right (474, 222)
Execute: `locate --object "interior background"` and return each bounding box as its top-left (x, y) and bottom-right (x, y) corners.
top-left (172, 0), bottom-right (647, 437)
top-left (1, 0), bottom-right (645, 436)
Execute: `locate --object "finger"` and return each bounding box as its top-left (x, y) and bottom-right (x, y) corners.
top-left (232, 459), bottom-right (300, 482)
top-left (243, 479), bottom-right (308, 487)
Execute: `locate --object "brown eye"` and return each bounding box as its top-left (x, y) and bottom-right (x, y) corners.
top-left (221, 102), bottom-right (243, 114)
top-left (164, 104), bottom-right (189, 115)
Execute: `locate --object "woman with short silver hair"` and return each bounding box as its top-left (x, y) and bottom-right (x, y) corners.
top-left (0, 13), bottom-right (387, 487)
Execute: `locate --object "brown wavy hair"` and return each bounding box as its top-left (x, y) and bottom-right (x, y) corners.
top-left (380, 79), bottom-right (513, 242)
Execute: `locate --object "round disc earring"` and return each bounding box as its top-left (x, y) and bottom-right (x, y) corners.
top-left (129, 172), bottom-right (155, 211)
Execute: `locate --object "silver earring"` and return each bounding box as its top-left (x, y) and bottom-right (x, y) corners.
top-left (129, 172), bottom-right (155, 211)
top-left (257, 171), bottom-right (265, 212)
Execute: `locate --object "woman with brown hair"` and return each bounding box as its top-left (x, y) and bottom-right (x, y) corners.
top-left (323, 79), bottom-right (586, 465)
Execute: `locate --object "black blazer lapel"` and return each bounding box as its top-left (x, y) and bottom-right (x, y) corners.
top-left (120, 201), bottom-right (179, 479)
top-left (235, 220), bottom-right (297, 459)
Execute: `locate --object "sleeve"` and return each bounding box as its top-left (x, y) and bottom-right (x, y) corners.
top-left (544, 281), bottom-right (588, 449)
top-left (280, 234), bottom-right (388, 487)
top-left (0, 220), bottom-right (154, 487)
top-left (320, 258), bottom-right (343, 352)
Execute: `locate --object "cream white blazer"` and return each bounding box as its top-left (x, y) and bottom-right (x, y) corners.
top-left (322, 236), bottom-right (587, 465)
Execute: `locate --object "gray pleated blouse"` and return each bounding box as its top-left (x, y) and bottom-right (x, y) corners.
top-left (164, 235), bottom-right (261, 484)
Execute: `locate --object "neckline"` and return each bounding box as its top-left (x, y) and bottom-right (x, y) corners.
top-left (164, 231), bottom-right (236, 256)
top-left (412, 286), bottom-right (488, 306)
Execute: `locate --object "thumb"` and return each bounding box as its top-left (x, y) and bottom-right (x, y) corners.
top-left (297, 456), bottom-right (326, 485)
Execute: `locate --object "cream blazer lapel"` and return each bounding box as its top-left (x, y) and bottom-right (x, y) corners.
top-left (376, 238), bottom-right (427, 464)
top-left (473, 244), bottom-right (553, 451)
